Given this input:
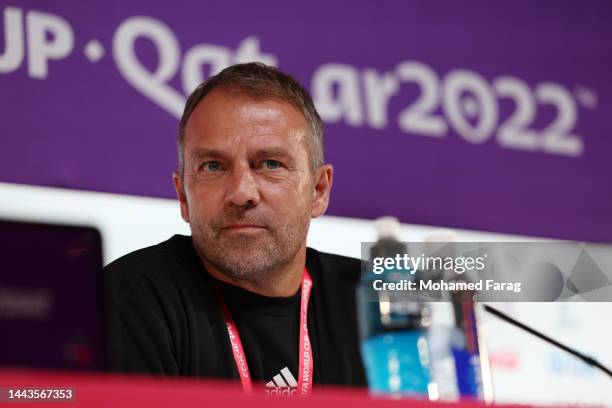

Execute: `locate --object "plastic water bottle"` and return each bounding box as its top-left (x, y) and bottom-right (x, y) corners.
top-left (423, 234), bottom-right (492, 402)
top-left (357, 217), bottom-right (434, 398)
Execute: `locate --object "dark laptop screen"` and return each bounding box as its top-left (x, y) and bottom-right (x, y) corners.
top-left (0, 220), bottom-right (105, 371)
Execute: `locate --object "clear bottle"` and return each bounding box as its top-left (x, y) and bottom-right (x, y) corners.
top-left (423, 234), bottom-right (493, 402)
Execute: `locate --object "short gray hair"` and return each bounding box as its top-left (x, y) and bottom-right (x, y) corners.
top-left (178, 62), bottom-right (324, 178)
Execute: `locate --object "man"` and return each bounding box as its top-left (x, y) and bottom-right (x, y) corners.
top-left (106, 62), bottom-right (367, 394)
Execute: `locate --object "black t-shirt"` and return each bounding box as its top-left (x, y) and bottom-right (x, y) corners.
top-left (214, 277), bottom-right (302, 392)
top-left (105, 235), bottom-right (366, 392)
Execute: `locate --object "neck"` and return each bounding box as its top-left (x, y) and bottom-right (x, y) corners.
top-left (200, 247), bottom-right (307, 297)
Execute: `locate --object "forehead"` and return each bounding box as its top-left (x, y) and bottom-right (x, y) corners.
top-left (184, 90), bottom-right (309, 154)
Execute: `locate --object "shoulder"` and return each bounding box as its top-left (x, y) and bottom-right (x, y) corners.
top-left (104, 235), bottom-right (201, 289)
top-left (306, 247), bottom-right (362, 284)
top-left (104, 235), bottom-right (216, 337)
top-left (106, 235), bottom-right (192, 268)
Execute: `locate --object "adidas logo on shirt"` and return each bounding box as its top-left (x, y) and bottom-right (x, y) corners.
top-left (265, 367), bottom-right (297, 396)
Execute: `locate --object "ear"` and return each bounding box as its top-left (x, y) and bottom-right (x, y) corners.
top-left (310, 164), bottom-right (333, 219)
top-left (173, 171), bottom-right (190, 223)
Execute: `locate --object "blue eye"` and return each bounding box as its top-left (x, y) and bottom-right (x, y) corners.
top-left (264, 160), bottom-right (281, 170)
top-left (203, 161), bottom-right (221, 172)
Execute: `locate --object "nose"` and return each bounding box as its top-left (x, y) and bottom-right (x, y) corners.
top-left (225, 164), bottom-right (261, 208)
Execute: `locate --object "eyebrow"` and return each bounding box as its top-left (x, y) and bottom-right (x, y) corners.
top-left (190, 147), bottom-right (296, 164)
top-left (251, 147), bottom-right (294, 162)
top-left (190, 148), bottom-right (229, 161)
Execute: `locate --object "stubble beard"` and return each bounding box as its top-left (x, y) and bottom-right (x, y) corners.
top-left (190, 206), bottom-right (311, 286)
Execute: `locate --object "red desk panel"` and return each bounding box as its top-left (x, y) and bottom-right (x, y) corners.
top-left (0, 370), bottom-right (530, 408)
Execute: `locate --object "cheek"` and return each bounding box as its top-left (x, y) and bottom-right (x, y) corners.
top-left (259, 169), bottom-right (312, 196)
top-left (185, 185), bottom-right (223, 216)
top-left (261, 180), bottom-right (313, 211)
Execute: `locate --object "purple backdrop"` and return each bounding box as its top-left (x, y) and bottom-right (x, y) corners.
top-left (1, 0), bottom-right (611, 241)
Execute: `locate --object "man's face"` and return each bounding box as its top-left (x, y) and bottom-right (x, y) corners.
top-left (174, 89), bottom-right (332, 283)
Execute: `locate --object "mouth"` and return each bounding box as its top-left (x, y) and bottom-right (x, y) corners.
top-left (221, 224), bottom-right (267, 232)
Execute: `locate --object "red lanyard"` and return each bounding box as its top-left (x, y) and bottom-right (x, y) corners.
top-left (214, 268), bottom-right (314, 396)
